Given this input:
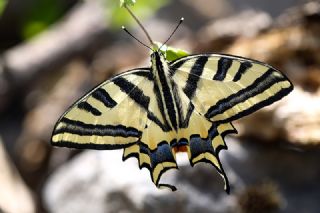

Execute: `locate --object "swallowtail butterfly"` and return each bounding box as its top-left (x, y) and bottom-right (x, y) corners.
top-left (51, 19), bottom-right (293, 193)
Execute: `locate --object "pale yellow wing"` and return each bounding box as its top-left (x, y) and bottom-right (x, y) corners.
top-left (169, 54), bottom-right (293, 192)
top-left (170, 54), bottom-right (293, 123)
top-left (51, 69), bottom-right (153, 149)
top-left (52, 68), bottom-right (179, 190)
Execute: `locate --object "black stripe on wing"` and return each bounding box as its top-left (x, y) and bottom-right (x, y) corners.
top-left (183, 56), bottom-right (208, 98)
top-left (52, 141), bottom-right (136, 150)
top-left (170, 56), bottom-right (208, 127)
top-left (172, 81), bottom-right (195, 129)
top-left (53, 117), bottom-right (142, 137)
top-left (169, 59), bottom-right (185, 77)
top-left (218, 84), bottom-right (293, 124)
top-left (233, 61), bottom-right (252, 82)
top-left (171, 81), bottom-right (184, 129)
top-left (113, 76), bottom-right (169, 131)
top-left (77, 101), bottom-right (102, 116)
top-left (91, 88), bottom-right (117, 108)
top-left (213, 57), bottom-right (232, 81)
top-left (153, 81), bottom-right (172, 131)
top-left (133, 71), bottom-right (154, 81)
top-left (181, 104), bottom-right (195, 128)
top-left (113, 77), bottom-right (150, 109)
top-left (205, 68), bottom-right (290, 119)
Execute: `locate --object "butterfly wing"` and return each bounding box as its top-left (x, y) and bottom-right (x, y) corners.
top-left (170, 54), bottom-right (293, 123)
top-left (52, 68), bottom-right (152, 149)
top-left (52, 68), bottom-right (178, 190)
top-left (170, 54), bottom-right (293, 192)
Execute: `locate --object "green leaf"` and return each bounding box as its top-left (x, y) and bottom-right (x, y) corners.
top-left (21, 0), bottom-right (65, 39)
top-left (165, 47), bottom-right (189, 61)
top-left (0, 0), bottom-right (7, 17)
top-left (153, 42), bottom-right (189, 62)
top-left (120, 0), bottom-right (136, 7)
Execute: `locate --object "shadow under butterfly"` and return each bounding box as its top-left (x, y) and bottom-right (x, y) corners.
top-left (51, 17), bottom-right (293, 193)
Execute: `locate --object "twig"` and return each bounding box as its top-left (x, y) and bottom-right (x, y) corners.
top-left (124, 5), bottom-right (154, 45)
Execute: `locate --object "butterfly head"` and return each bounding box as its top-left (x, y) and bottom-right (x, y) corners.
top-left (151, 51), bottom-right (167, 65)
top-left (151, 50), bottom-right (163, 59)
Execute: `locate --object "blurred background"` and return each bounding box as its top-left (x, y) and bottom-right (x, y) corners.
top-left (0, 0), bottom-right (320, 212)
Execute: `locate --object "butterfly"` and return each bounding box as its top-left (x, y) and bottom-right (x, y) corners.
top-left (51, 47), bottom-right (293, 192)
top-left (51, 13), bottom-right (294, 192)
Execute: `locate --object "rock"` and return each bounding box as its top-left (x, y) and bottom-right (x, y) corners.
top-left (43, 149), bottom-right (238, 213)
top-left (279, 87), bottom-right (320, 145)
top-left (226, 140), bottom-right (320, 213)
top-left (238, 87), bottom-right (320, 145)
top-left (44, 150), bottom-right (167, 213)
top-left (237, 182), bottom-right (283, 213)
top-left (44, 137), bottom-right (320, 213)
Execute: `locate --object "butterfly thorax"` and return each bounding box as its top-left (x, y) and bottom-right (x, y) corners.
top-left (151, 52), bottom-right (181, 132)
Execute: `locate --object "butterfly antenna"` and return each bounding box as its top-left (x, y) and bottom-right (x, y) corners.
top-left (159, 17), bottom-right (184, 51)
top-left (122, 26), bottom-right (153, 51)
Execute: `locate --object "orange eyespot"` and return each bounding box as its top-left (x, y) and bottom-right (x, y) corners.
top-left (173, 145), bottom-right (188, 153)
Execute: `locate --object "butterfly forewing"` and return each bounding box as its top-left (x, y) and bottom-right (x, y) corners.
top-left (170, 54), bottom-right (293, 123)
top-left (51, 69), bottom-right (151, 149)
